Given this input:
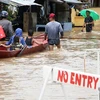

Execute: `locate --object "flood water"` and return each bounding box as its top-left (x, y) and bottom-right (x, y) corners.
top-left (0, 31), bottom-right (100, 100)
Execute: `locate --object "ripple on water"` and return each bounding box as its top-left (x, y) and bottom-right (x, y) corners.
top-left (0, 38), bottom-right (100, 100)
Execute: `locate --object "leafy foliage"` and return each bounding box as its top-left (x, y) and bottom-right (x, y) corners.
top-left (2, 3), bottom-right (17, 21)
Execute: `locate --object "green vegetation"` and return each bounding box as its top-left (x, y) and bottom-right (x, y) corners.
top-left (2, 3), bottom-right (17, 21)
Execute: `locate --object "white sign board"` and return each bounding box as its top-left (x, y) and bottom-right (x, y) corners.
top-left (53, 68), bottom-right (100, 90)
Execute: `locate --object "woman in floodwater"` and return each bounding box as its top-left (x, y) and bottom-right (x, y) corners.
top-left (6, 28), bottom-right (26, 46)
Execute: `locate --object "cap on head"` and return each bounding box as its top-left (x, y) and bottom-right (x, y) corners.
top-left (1, 11), bottom-right (8, 18)
top-left (49, 13), bottom-right (55, 19)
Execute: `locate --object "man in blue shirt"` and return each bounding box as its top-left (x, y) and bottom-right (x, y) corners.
top-left (45, 13), bottom-right (63, 51)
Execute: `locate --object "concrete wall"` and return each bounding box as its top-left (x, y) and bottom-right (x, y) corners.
top-left (56, 3), bottom-right (71, 23)
top-left (23, 12), bottom-right (37, 32)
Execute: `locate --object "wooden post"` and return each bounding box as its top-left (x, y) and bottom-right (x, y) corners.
top-left (23, 12), bottom-right (37, 32)
top-left (98, 87), bottom-right (100, 100)
top-left (97, 52), bottom-right (100, 74)
top-left (84, 51), bottom-right (86, 72)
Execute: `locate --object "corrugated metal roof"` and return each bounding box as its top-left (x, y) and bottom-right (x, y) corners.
top-left (49, 0), bottom-right (82, 4)
top-left (0, 0), bottom-right (41, 6)
top-left (0, 0), bottom-right (36, 5)
top-left (63, 0), bottom-right (82, 3)
top-left (0, 0), bottom-right (10, 4)
top-left (50, 0), bottom-right (63, 3)
top-left (0, 0), bottom-right (82, 5)
top-left (10, 0), bottom-right (41, 6)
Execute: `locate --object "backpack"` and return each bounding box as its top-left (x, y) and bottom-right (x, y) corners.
top-left (0, 25), bottom-right (6, 40)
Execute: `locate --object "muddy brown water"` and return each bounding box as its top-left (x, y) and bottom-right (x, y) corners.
top-left (1, 7), bottom-right (100, 100)
top-left (0, 30), bottom-right (100, 100)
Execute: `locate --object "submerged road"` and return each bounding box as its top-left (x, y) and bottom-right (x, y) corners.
top-left (0, 36), bottom-right (100, 100)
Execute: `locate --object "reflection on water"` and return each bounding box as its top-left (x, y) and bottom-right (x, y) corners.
top-left (0, 33), bottom-right (100, 100)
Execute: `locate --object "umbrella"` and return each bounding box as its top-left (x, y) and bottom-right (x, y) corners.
top-left (79, 9), bottom-right (100, 20)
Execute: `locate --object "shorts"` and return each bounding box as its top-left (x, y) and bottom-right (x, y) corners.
top-left (86, 25), bottom-right (92, 32)
top-left (48, 39), bottom-right (60, 45)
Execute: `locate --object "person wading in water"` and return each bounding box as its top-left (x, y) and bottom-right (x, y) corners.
top-left (81, 10), bottom-right (94, 34)
top-left (44, 13), bottom-right (63, 51)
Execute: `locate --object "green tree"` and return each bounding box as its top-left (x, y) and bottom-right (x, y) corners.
top-left (1, 3), bottom-right (16, 21)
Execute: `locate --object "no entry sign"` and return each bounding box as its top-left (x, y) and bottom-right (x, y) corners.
top-left (53, 68), bottom-right (100, 90)
top-left (39, 66), bottom-right (100, 100)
